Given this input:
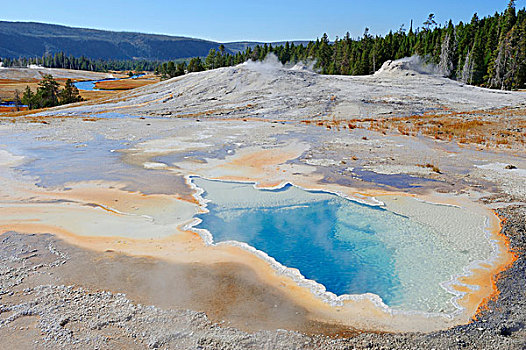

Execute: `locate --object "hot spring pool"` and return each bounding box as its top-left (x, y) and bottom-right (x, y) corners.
top-left (191, 177), bottom-right (495, 315)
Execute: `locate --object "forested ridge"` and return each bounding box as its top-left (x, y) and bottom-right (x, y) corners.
top-left (0, 20), bottom-right (234, 61)
top-left (2, 1), bottom-right (525, 90)
top-left (1, 54), bottom-right (161, 73)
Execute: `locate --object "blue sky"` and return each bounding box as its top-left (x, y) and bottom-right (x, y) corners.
top-left (1, 0), bottom-right (523, 42)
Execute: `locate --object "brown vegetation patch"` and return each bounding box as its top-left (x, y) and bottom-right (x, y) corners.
top-left (302, 107), bottom-right (526, 150)
top-left (0, 79), bottom-right (40, 101)
top-left (380, 109), bottom-right (526, 149)
top-left (0, 106), bottom-right (28, 113)
top-left (78, 89), bottom-right (117, 100)
top-left (94, 77), bottom-right (159, 91)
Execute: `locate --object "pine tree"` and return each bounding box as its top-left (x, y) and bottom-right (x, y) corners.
top-left (59, 79), bottom-right (83, 104)
top-left (36, 74), bottom-right (60, 108)
top-left (318, 33), bottom-right (332, 73)
top-left (205, 49), bottom-right (217, 69)
top-left (187, 57), bottom-right (205, 72)
top-left (21, 86), bottom-right (35, 109)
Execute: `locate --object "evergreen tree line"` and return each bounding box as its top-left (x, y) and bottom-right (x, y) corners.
top-left (1, 53), bottom-right (159, 73)
top-left (17, 75), bottom-right (83, 109)
top-left (154, 45), bottom-right (236, 79)
top-left (1, 2), bottom-right (523, 90)
top-left (159, 1), bottom-right (526, 90)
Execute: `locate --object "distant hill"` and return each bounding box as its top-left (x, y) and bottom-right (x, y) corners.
top-left (222, 41), bottom-right (310, 53)
top-left (0, 21), bottom-right (308, 60)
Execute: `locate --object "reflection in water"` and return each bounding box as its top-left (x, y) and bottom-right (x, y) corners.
top-left (1, 133), bottom-right (191, 196)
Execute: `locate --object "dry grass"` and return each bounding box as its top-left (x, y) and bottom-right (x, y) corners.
top-left (78, 90), bottom-right (117, 100)
top-left (302, 107), bottom-right (526, 150)
top-left (385, 110), bottom-right (526, 149)
top-left (95, 76), bottom-right (160, 90)
top-left (0, 106), bottom-right (28, 113)
top-left (0, 79), bottom-right (40, 101)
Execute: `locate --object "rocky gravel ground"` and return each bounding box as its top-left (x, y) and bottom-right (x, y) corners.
top-left (0, 203), bottom-right (524, 349)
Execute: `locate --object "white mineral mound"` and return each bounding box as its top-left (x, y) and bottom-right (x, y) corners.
top-left (375, 56), bottom-right (440, 76)
top-left (43, 55), bottom-right (526, 120)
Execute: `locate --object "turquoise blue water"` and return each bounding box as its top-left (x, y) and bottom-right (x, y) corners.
top-left (191, 177), bottom-right (490, 314)
top-left (197, 193), bottom-right (400, 303)
top-left (73, 79), bottom-right (106, 91)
